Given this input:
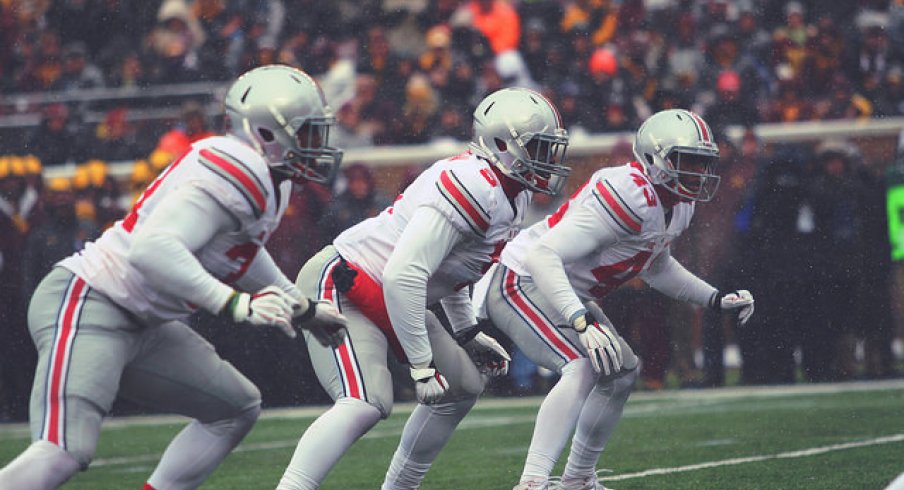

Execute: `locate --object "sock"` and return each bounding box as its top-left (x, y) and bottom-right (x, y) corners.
top-left (0, 440), bottom-right (81, 490)
top-left (520, 360), bottom-right (596, 482)
top-left (562, 370), bottom-right (637, 480)
top-left (382, 397), bottom-right (477, 490)
top-left (146, 404), bottom-right (259, 490)
top-left (278, 397), bottom-right (382, 490)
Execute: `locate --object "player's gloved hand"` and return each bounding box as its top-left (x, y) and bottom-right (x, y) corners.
top-left (410, 362), bottom-right (448, 405)
top-left (453, 322), bottom-right (511, 377)
top-left (713, 290), bottom-right (755, 325)
top-left (293, 298), bottom-right (348, 347)
top-left (573, 311), bottom-right (623, 376)
top-left (465, 332), bottom-right (511, 377)
top-left (224, 286), bottom-right (296, 338)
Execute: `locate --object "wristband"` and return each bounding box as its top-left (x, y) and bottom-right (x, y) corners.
top-left (295, 298), bottom-right (318, 323)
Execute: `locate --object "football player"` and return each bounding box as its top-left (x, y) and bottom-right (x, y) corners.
top-left (480, 109), bottom-right (755, 490)
top-left (276, 88), bottom-right (571, 490)
top-left (0, 65), bottom-right (348, 490)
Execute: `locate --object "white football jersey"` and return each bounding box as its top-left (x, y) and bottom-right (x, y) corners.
top-left (501, 162), bottom-right (695, 301)
top-left (60, 135), bottom-right (291, 323)
top-left (335, 151), bottom-right (528, 303)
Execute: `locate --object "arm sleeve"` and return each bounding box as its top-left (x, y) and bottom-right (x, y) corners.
top-left (641, 251), bottom-right (719, 307)
top-left (440, 287), bottom-right (477, 335)
top-left (383, 206), bottom-right (465, 367)
top-left (233, 248), bottom-right (299, 298)
top-left (523, 205), bottom-right (620, 324)
top-left (128, 184), bottom-right (239, 315)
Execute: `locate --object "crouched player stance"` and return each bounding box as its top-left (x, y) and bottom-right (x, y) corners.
top-left (0, 65), bottom-right (347, 490)
top-left (277, 88), bottom-right (571, 490)
top-left (481, 109), bottom-right (755, 490)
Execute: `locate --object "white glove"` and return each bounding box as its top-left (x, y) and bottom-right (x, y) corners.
top-left (573, 312), bottom-right (624, 376)
top-left (293, 298), bottom-right (348, 347)
top-left (225, 286), bottom-right (296, 338)
top-left (715, 290), bottom-right (755, 325)
top-left (464, 332), bottom-right (511, 377)
top-left (410, 363), bottom-right (448, 404)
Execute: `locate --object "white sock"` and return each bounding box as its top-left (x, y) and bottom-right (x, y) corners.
top-left (278, 397), bottom-right (382, 490)
top-left (562, 370), bottom-right (637, 480)
top-left (0, 440), bottom-right (80, 490)
top-left (382, 397), bottom-right (477, 490)
top-left (146, 404), bottom-right (259, 490)
top-left (520, 360), bottom-right (596, 482)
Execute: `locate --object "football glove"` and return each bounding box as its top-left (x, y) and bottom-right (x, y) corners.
top-left (713, 290), bottom-right (755, 325)
top-left (293, 298), bottom-right (348, 347)
top-left (463, 332), bottom-right (511, 377)
top-left (410, 362), bottom-right (448, 405)
top-left (224, 286), bottom-right (296, 338)
top-left (573, 311), bottom-right (624, 376)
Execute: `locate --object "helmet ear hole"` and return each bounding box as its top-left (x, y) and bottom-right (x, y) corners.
top-left (644, 154), bottom-right (654, 166)
top-left (494, 138), bottom-right (508, 152)
top-left (258, 128), bottom-right (275, 142)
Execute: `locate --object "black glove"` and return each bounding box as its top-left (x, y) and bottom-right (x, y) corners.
top-left (331, 259), bottom-right (358, 293)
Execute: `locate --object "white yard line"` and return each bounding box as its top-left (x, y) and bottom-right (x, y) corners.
top-left (603, 433), bottom-right (904, 482)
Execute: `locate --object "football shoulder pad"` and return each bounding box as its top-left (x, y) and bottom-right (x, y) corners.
top-left (194, 137), bottom-right (272, 220)
top-left (586, 164), bottom-right (659, 236)
top-left (431, 158), bottom-right (501, 238)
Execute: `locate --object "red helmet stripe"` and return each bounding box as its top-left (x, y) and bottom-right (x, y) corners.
top-left (688, 111), bottom-right (710, 143)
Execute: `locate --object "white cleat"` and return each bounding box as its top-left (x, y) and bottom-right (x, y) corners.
top-left (555, 475), bottom-right (613, 490)
top-left (513, 477), bottom-right (549, 490)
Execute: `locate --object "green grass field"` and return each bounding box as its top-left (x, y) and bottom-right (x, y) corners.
top-left (2, 380), bottom-right (903, 489)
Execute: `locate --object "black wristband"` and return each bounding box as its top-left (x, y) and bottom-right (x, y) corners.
top-left (295, 299), bottom-right (318, 323)
top-left (710, 291), bottom-right (723, 310)
top-left (452, 324), bottom-right (481, 346)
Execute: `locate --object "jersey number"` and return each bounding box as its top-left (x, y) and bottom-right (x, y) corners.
top-left (122, 150), bottom-right (190, 232)
top-left (588, 250), bottom-right (652, 298)
top-left (222, 242), bottom-right (260, 284)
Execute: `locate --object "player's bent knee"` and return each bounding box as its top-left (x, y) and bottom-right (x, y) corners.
top-left (211, 403), bottom-right (261, 436)
top-left (0, 440), bottom-right (82, 488)
top-left (610, 367), bottom-right (639, 397)
top-left (345, 393), bottom-right (392, 419)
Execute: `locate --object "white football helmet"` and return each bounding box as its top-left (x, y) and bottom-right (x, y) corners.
top-left (470, 88), bottom-right (570, 195)
top-left (224, 64), bottom-right (343, 184)
top-left (632, 109), bottom-right (720, 202)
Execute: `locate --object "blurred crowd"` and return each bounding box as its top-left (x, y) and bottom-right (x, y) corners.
top-left (0, 0), bottom-right (903, 419)
top-left (2, 0), bottom-right (904, 165)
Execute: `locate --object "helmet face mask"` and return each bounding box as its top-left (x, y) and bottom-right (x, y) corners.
top-left (470, 88), bottom-right (570, 195)
top-left (632, 109), bottom-right (720, 202)
top-left (225, 65), bottom-right (343, 184)
top-left (665, 147), bottom-right (721, 202)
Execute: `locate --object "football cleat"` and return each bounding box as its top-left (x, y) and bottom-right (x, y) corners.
top-left (513, 477), bottom-right (549, 490)
top-left (555, 474), bottom-right (614, 490)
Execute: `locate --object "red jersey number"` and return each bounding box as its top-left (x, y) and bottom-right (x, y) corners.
top-left (221, 242), bottom-right (260, 284)
top-left (588, 250), bottom-right (652, 299)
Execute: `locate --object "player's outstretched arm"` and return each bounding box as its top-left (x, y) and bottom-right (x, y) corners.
top-left (235, 248), bottom-right (347, 344)
top-left (641, 252), bottom-right (718, 307)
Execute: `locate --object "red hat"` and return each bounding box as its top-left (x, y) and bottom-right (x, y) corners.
top-left (589, 48), bottom-right (617, 76)
top-left (717, 70), bottom-right (741, 92)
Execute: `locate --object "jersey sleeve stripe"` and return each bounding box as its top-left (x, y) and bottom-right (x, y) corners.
top-left (437, 169), bottom-right (491, 236)
top-left (593, 180), bottom-right (642, 234)
top-left (198, 148), bottom-right (268, 218)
